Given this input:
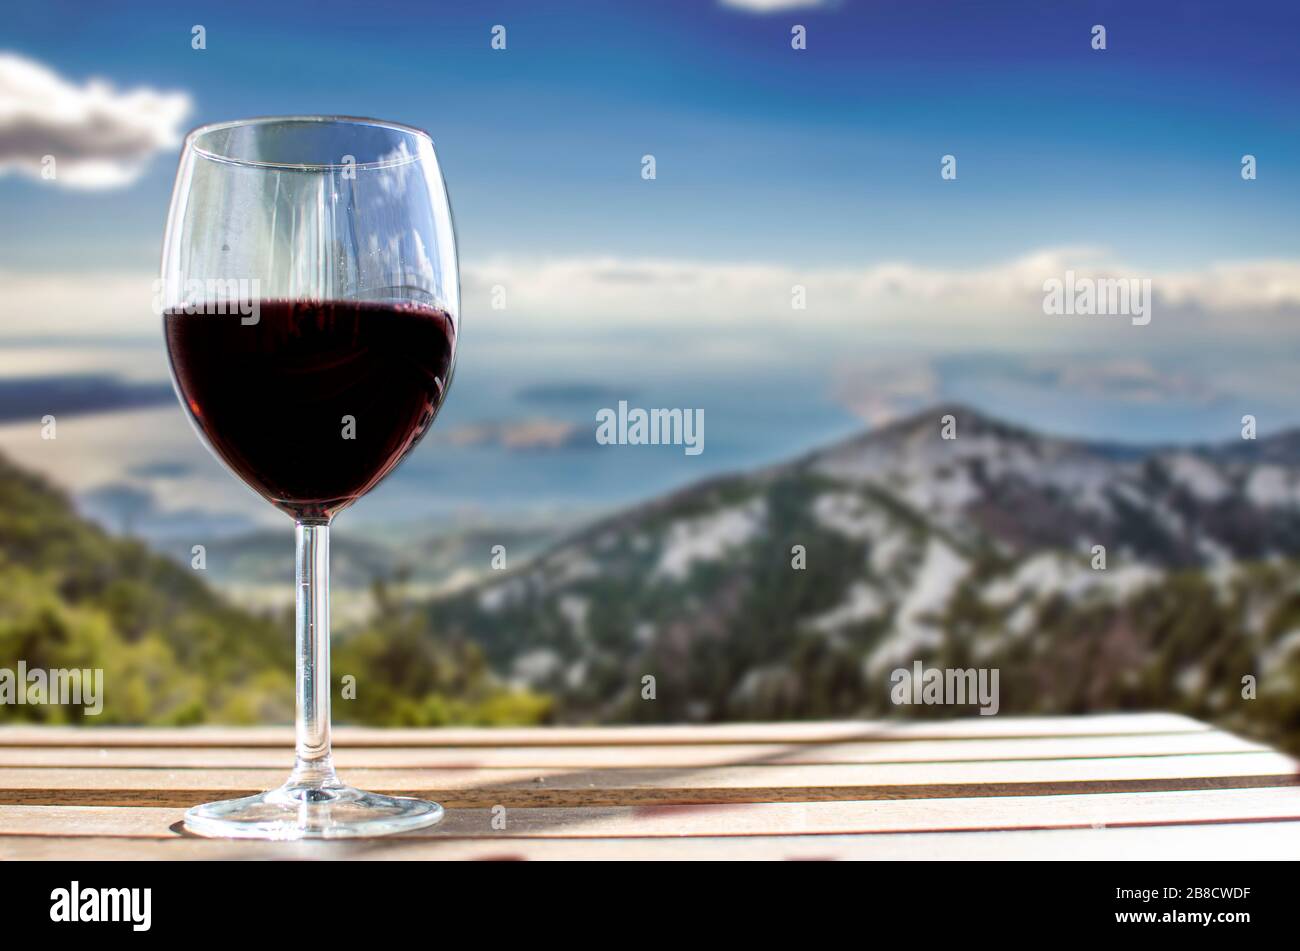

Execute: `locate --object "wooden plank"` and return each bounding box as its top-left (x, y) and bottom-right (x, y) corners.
top-left (0, 718), bottom-right (1283, 861)
top-left (0, 713), bottom-right (1210, 748)
top-left (4, 786), bottom-right (1300, 839)
top-left (0, 752), bottom-right (1293, 807)
top-left (0, 730), bottom-right (1264, 769)
top-left (4, 820), bottom-right (1300, 860)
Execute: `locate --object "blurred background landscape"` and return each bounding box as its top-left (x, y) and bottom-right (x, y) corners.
top-left (2, 1), bottom-right (1300, 752)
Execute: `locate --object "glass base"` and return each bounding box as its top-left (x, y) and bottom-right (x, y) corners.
top-left (183, 779), bottom-right (444, 840)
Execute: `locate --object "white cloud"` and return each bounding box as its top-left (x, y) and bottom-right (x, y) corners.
top-left (1154, 259), bottom-right (1300, 313)
top-left (5, 247), bottom-right (1300, 346)
top-left (720, 0), bottom-right (828, 12)
top-left (466, 248), bottom-right (1300, 338)
top-left (0, 52), bottom-right (191, 189)
top-left (0, 271), bottom-right (156, 338)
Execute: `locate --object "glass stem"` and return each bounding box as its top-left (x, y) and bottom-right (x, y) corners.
top-left (290, 520), bottom-right (339, 788)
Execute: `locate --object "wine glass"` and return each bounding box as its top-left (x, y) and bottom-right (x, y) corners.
top-left (160, 116), bottom-right (458, 839)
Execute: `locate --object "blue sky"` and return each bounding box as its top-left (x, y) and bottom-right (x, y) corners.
top-left (0, 0), bottom-right (1298, 534)
top-left (4, 0), bottom-right (1299, 270)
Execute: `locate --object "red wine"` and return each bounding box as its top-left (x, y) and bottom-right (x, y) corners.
top-left (165, 299), bottom-right (455, 521)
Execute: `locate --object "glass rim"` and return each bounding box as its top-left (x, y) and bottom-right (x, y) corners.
top-left (184, 115), bottom-right (435, 171)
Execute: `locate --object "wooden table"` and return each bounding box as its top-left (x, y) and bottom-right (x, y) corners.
top-left (1, 713), bottom-right (1298, 859)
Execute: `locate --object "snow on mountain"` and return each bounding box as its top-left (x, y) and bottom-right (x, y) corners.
top-left (427, 404), bottom-right (1300, 724)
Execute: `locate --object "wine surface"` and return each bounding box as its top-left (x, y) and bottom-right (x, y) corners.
top-left (165, 299), bottom-right (455, 521)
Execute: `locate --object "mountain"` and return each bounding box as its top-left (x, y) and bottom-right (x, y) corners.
top-left (425, 405), bottom-right (1300, 748)
top-left (0, 452), bottom-right (292, 724)
top-left (157, 525), bottom-right (556, 596)
top-left (0, 452), bottom-right (550, 727)
top-left (801, 403), bottom-right (1300, 566)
